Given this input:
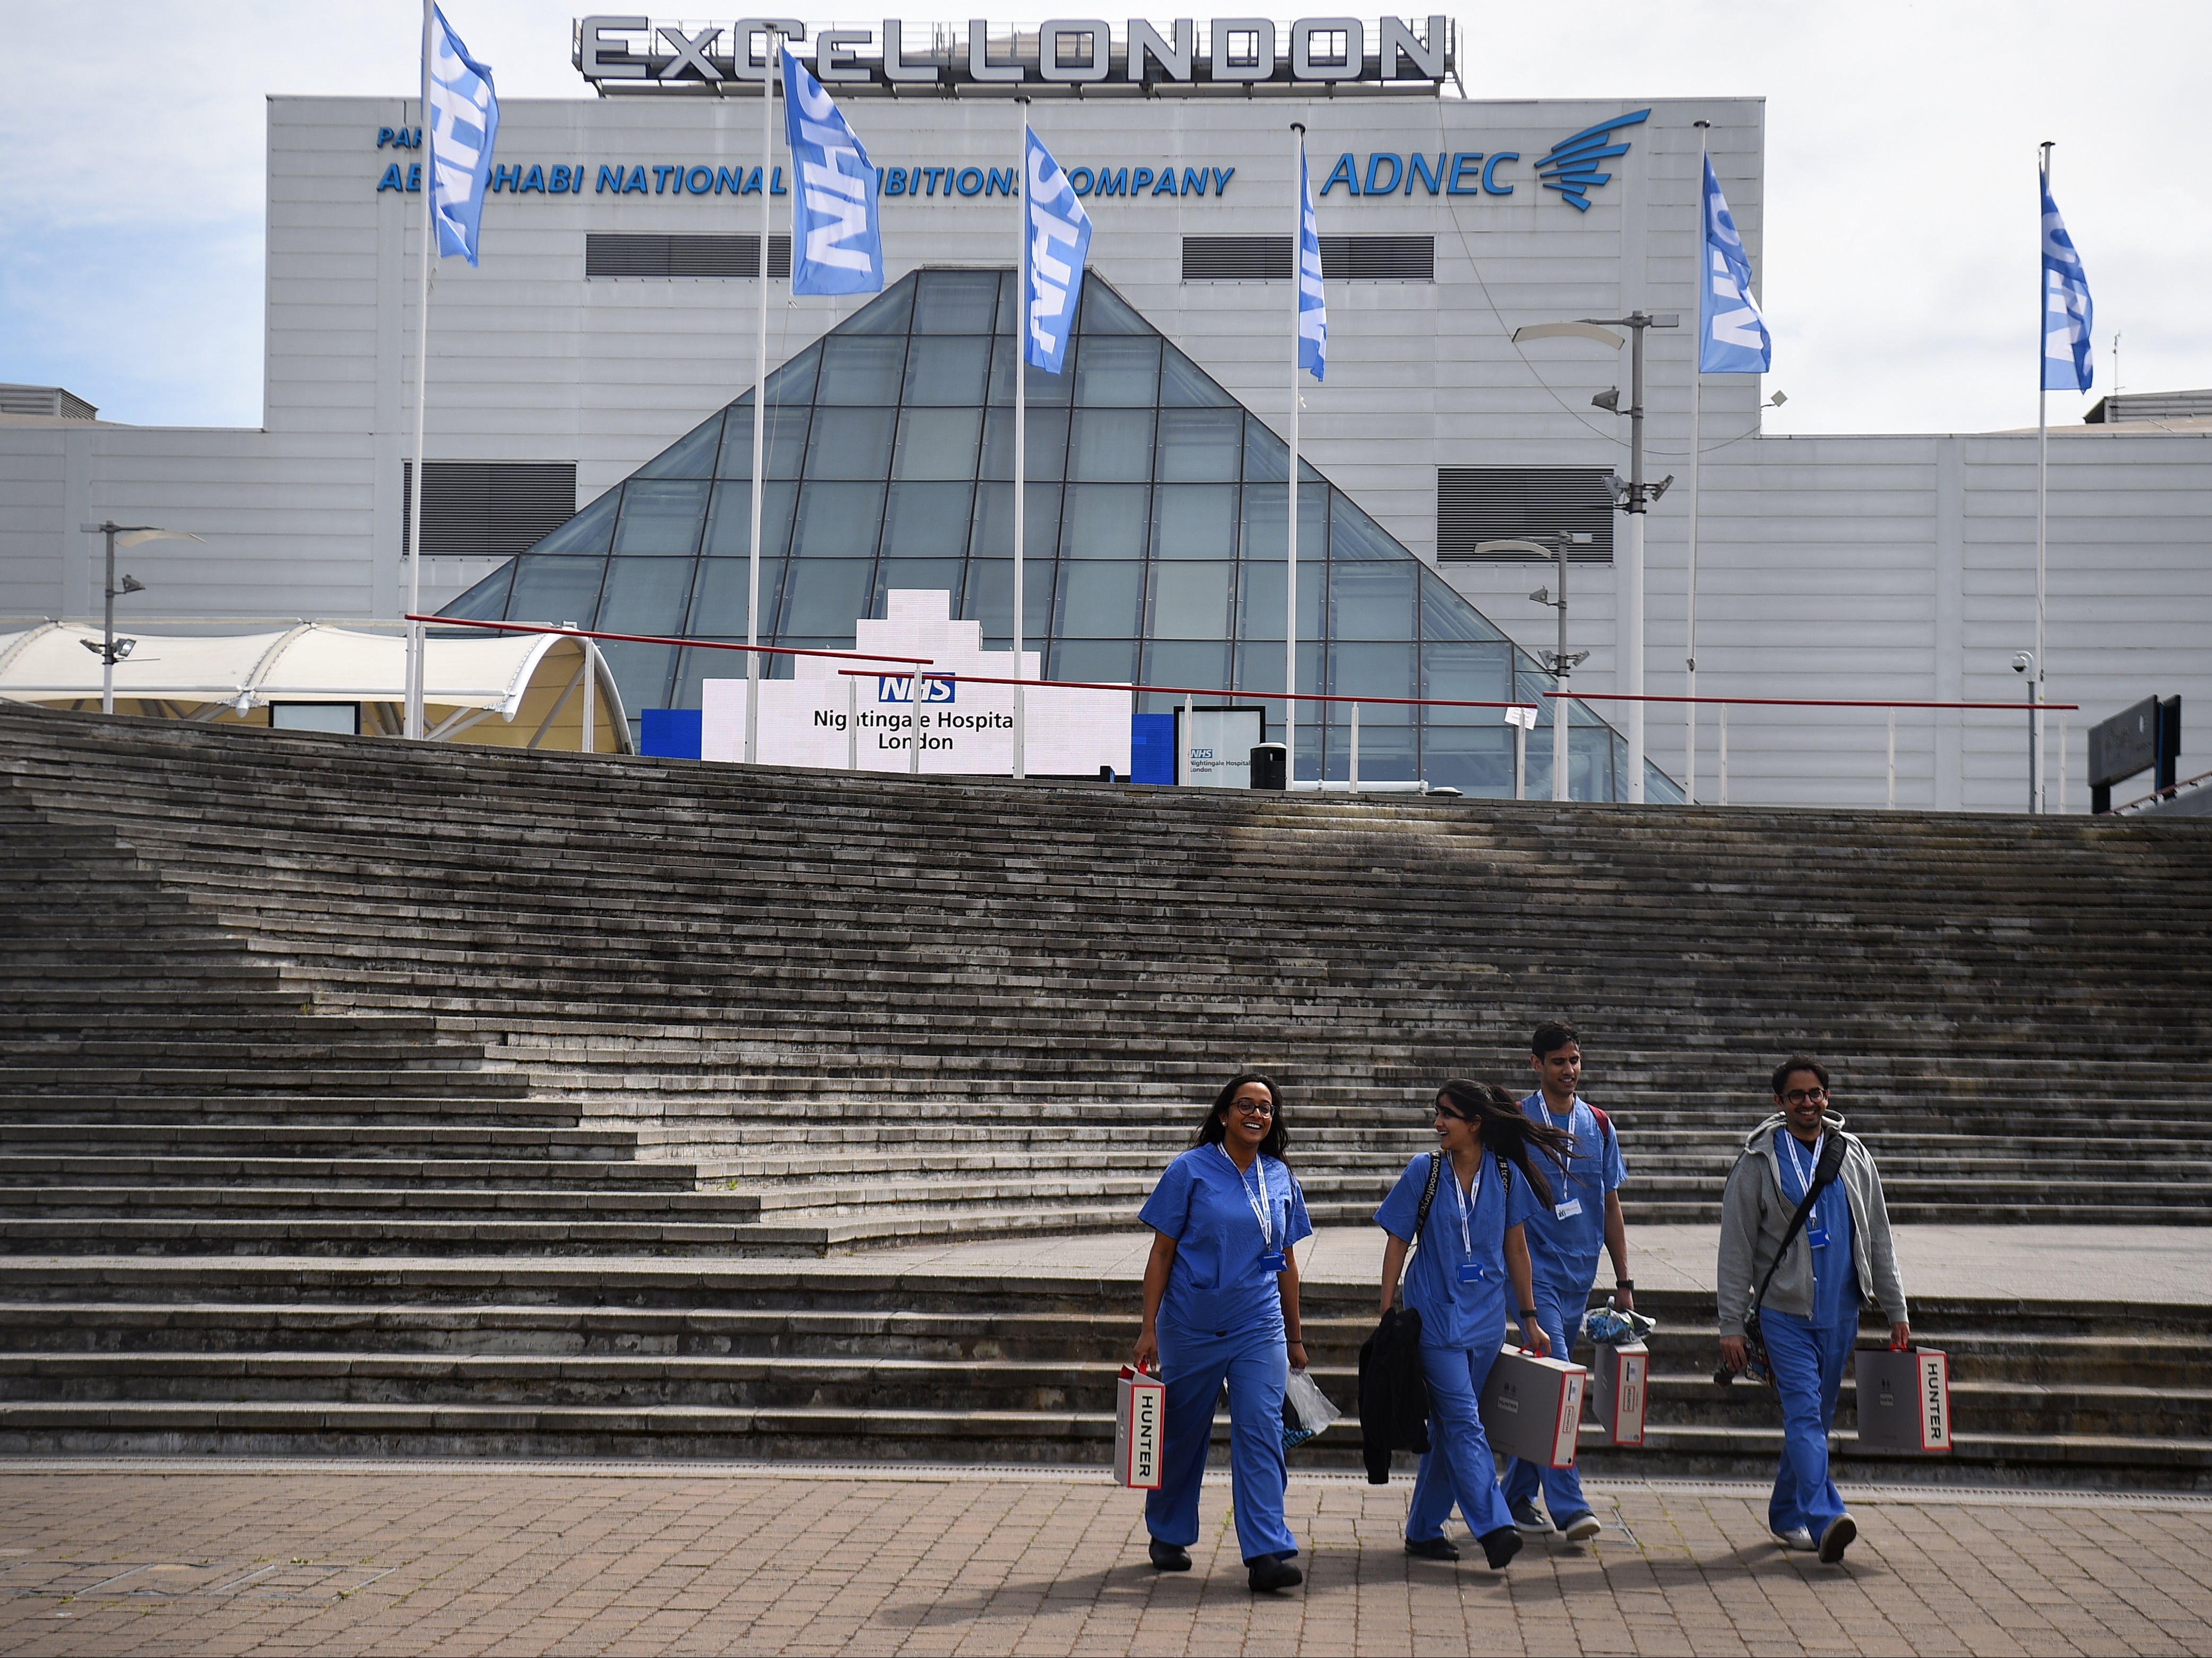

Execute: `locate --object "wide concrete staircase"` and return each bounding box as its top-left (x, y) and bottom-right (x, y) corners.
top-left (1, 703), bottom-right (2208, 1475)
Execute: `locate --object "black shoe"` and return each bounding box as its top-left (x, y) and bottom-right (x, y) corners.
top-left (1817, 1514), bottom-right (1857, 1565)
top-left (1403, 1535), bottom-right (1460, 1561)
top-left (1148, 1539), bottom-right (1191, 1572)
top-left (1247, 1552), bottom-right (1304, 1592)
top-left (1477, 1525), bottom-right (1524, 1570)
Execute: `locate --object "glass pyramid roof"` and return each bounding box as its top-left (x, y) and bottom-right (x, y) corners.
top-left (444, 267), bottom-right (1679, 801)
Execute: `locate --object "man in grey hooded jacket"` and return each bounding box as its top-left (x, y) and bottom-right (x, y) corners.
top-left (1717, 1055), bottom-right (1909, 1565)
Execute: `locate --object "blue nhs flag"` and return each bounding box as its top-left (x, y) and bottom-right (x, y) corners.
top-left (1698, 154), bottom-right (1770, 374)
top-left (425, 5), bottom-right (499, 266)
top-left (1023, 127), bottom-right (1092, 373)
top-left (1297, 144), bottom-right (1326, 381)
top-left (782, 47), bottom-right (883, 296)
top-left (2041, 180), bottom-right (2094, 393)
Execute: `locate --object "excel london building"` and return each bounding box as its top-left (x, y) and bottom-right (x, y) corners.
top-left (3, 16), bottom-right (2207, 809)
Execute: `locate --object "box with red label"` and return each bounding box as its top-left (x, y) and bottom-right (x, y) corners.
top-left (1114, 1365), bottom-right (1166, 1488)
top-left (1478, 1346), bottom-right (1587, 1468)
top-left (1591, 1341), bottom-right (1648, 1447)
top-left (1854, 1347), bottom-right (1951, 1453)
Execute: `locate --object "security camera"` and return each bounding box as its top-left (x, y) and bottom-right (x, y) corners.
top-left (2012, 652), bottom-right (2033, 673)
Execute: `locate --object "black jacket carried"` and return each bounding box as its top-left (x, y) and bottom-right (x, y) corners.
top-left (1358, 1306), bottom-right (1431, 1483)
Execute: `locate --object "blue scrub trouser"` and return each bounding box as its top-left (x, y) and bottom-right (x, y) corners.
top-left (1406, 1343), bottom-right (1514, 1543)
top-left (1500, 1280), bottom-right (1591, 1523)
top-left (1762, 1309), bottom-right (1857, 1536)
top-left (1146, 1322), bottom-right (1296, 1564)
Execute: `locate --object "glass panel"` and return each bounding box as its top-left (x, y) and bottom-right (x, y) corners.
top-left (1238, 482), bottom-right (1330, 572)
top-left (1328, 560), bottom-right (1416, 640)
top-left (634, 413), bottom-right (725, 479)
top-left (1061, 484), bottom-right (1149, 559)
top-left (1236, 558), bottom-right (1323, 644)
top-left (1232, 640), bottom-right (1323, 697)
top-left (718, 402), bottom-right (811, 479)
top-left (1421, 641), bottom-right (1513, 718)
top-left (599, 640), bottom-right (678, 716)
top-left (1079, 280), bottom-right (1149, 335)
top-left (1329, 490), bottom-right (1400, 562)
top-left (1159, 345), bottom-right (1235, 408)
top-left (1067, 409), bottom-right (1155, 480)
top-left (702, 480), bottom-right (798, 560)
top-left (789, 482), bottom-right (884, 561)
top-left (979, 407), bottom-right (1070, 480)
top-left (779, 558), bottom-right (875, 636)
top-left (597, 556), bottom-right (695, 635)
top-left (765, 343), bottom-right (820, 404)
top-left (1156, 408), bottom-right (1243, 481)
top-left (1328, 642), bottom-right (1415, 714)
top-left (805, 407), bottom-right (897, 479)
top-left (1419, 567), bottom-right (1507, 643)
top-left (1051, 638), bottom-right (1138, 684)
top-left (969, 482), bottom-right (1062, 562)
top-left (913, 269), bottom-right (1002, 333)
top-left (816, 336), bottom-right (907, 403)
top-left (880, 482), bottom-right (974, 560)
top-left (1074, 337), bottom-right (1160, 407)
top-left (872, 559), bottom-right (967, 617)
top-left (903, 335), bottom-right (992, 405)
top-left (986, 337), bottom-right (1075, 407)
top-left (441, 560), bottom-right (514, 620)
top-left (837, 280), bottom-right (914, 335)
top-left (1055, 560), bottom-right (1143, 637)
top-left (1151, 484), bottom-right (1239, 560)
top-left (506, 556), bottom-right (607, 626)
top-left (1149, 561), bottom-right (1234, 641)
top-left (1140, 641), bottom-right (1230, 709)
top-left (893, 407), bottom-right (982, 480)
top-left (521, 489), bottom-right (618, 558)
top-left (962, 556), bottom-right (1055, 649)
top-left (686, 557), bottom-right (786, 638)
top-left (1421, 724), bottom-right (1514, 798)
top-left (612, 480), bottom-right (710, 556)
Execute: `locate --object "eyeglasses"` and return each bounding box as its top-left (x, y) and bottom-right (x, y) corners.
top-left (1780, 1087), bottom-right (1829, 1107)
top-left (1230, 1101), bottom-right (1275, 1118)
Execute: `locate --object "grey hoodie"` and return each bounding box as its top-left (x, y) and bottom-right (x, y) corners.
top-left (1715, 1111), bottom-right (1908, 1337)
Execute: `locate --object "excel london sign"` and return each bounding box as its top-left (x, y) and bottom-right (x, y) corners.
top-left (573, 15), bottom-right (1456, 90)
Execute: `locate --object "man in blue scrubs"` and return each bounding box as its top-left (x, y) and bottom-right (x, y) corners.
top-left (1503, 1017), bottom-right (1632, 1543)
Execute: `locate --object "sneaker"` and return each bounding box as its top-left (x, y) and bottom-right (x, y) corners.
top-left (1770, 1526), bottom-right (1817, 1552)
top-left (1402, 1535), bottom-right (1460, 1562)
top-left (1556, 1510), bottom-right (1603, 1543)
top-left (1510, 1499), bottom-right (1548, 1537)
top-left (1247, 1552), bottom-right (1303, 1593)
top-left (1477, 1525), bottom-right (1524, 1570)
top-left (1147, 1539), bottom-right (1191, 1572)
top-left (1818, 1514), bottom-right (1857, 1565)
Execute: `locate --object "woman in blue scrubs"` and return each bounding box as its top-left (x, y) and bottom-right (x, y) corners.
top-left (1375, 1080), bottom-right (1573, 1570)
top-left (1133, 1071), bottom-right (1313, 1593)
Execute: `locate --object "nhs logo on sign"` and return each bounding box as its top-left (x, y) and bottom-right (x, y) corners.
top-left (879, 674), bottom-right (956, 704)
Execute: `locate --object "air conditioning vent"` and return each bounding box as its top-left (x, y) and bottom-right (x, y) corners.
top-left (1182, 234), bottom-right (1435, 281)
top-left (403, 462), bottom-right (579, 560)
top-left (586, 234), bottom-right (794, 279)
top-left (1436, 468), bottom-right (1614, 562)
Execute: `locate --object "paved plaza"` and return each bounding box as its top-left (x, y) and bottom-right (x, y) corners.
top-left (2, 1463), bottom-right (2209, 1657)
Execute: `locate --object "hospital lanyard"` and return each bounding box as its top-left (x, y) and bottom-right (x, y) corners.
top-left (1219, 1144), bottom-right (1274, 1251)
top-left (1781, 1130), bottom-right (1825, 1227)
top-left (1449, 1155), bottom-right (1482, 1258)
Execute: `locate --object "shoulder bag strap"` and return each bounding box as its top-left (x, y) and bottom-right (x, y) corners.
top-left (1750, 1130), bottom-right (1850, 1318)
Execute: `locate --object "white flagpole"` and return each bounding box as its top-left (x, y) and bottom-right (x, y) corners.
top-left (1685, 119), bottom-right (1710, 807)
top-left (746, 31), bottom-right (779, 766)
top-left (1286, 123), bottom-right (1304, 785)
top-left (1012, 97), bottom-right (1029, 781)
top-left (2034, 142), bottom-right (2052, 815)
top-left (404, 0), bottom-right (434, 740)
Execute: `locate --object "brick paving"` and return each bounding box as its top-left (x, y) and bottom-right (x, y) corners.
top-left (1, 1465), bottom-right (2209, 1656)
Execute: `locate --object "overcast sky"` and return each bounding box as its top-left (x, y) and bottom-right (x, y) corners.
top-left (2, 1), bottom-right (2203, 432)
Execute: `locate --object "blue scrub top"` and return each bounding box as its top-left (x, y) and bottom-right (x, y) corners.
top-left (1141, 1144), bottom-right (1313, 1338)
top-left (1774, 1127), bottom-right (1860, 1327)
top-left (1517, 1092), bottom-right (1627, 1297)
top-left (1375, 1151), bottom-right (1541, 1352)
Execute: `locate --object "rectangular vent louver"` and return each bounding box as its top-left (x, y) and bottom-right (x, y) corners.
top-left (1436, 468), bottom-right (1615, 563)
top-left (586, 234), bottom-right (794, 279)
top-left (403, 461), bottom-right (579, 560)
top-left (1182, 235), bottom-right (1435, 281)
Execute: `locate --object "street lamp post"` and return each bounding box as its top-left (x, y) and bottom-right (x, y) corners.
top-left (78, 521), bottom-right (201, 714)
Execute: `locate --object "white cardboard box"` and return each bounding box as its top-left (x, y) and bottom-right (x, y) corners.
top-left (1591, 1341), bottom-right (1649, 1447)
top-left (1854, 1347), bottom-right (1952, 1453)
top-left (1114, 1365), bottom-right (1166, 1489)
top-left (1479, 1346), bottom-right (1587, 1468)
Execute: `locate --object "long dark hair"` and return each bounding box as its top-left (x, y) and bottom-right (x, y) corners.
top-left (1436, 1079), bottom-right (1571, 1208)
top-left (1193, 1071), bottom-right (1290, 1164)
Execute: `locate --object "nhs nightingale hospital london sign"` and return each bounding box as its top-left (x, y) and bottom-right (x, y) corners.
top-left (574, 16), bottom-right (1454, 92)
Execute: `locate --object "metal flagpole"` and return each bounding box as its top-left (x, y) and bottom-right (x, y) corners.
top-left (1012, 96), bottom-right (1029, 781)
top-left (1685, 120), bottom-right (1710, 806)
top-left (1286, 123), bottom-right (1304, 786)
top-left (2033, 140), bottom-right (2053, 814)
top-left (745, 30), bottom-right (780, 766)
top-left (404, 0), bottom-right (434, 740)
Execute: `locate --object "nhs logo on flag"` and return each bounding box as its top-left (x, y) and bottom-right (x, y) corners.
top-left (878, 675), bottom-right (956, 704)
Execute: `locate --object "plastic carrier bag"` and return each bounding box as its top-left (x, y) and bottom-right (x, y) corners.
top-left (1281, 1368), bottom-right (1343, 1451)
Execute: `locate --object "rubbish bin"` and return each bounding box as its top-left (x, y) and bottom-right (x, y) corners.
top-left (1250, 742), bottom-right (1287, 790)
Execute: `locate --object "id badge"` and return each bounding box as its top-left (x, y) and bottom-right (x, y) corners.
top-left (1457, 1262), bottom-right (1491, 1285)
top-left (1259, 1251), bottom-right (1287, 1274)
top-left (1555, 1198), bottom-right (1583, 1220)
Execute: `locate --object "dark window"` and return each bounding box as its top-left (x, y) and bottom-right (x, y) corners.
top-left (586, 234), bottom-right (793, 278)
top-left (402, 461), bottom-right (578, 559)
top-left (1435, 467), bottom-right (1614, 563)
top-left (1181, 235), bottom-right (1434, 281)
